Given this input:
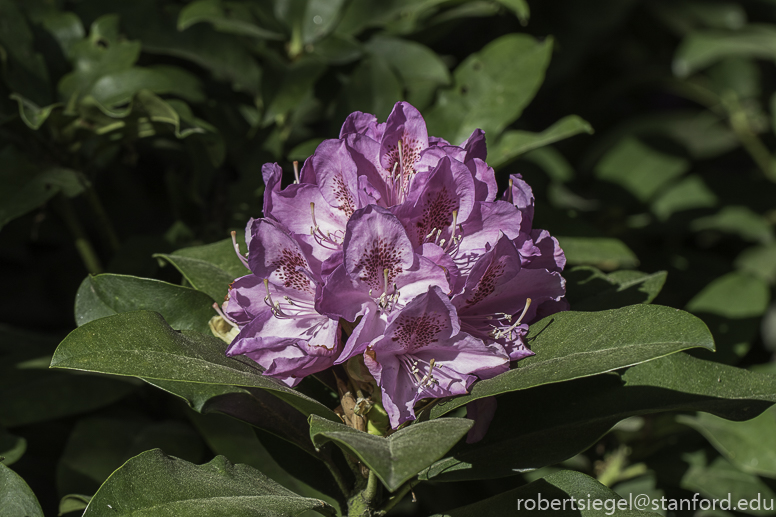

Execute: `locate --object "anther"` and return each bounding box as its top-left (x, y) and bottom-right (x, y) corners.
top-left (293, 161), bottom-right (300, 184)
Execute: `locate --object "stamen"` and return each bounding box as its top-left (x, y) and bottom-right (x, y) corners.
top-left (293, 161), bottom-right (300, 184)
top-left (231, 231), bottom-right (249, 268)
top-left (308, 202), bottom-right (343, 249)
top-left (491, 298), bottom-right (532, 340)
top-left (446, 210), bottom-right (458, 250)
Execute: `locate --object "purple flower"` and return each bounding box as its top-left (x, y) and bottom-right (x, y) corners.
top-left (363, 286), bottom-right (508, 428)
top-left (220, 101), bottom-right (568, 432)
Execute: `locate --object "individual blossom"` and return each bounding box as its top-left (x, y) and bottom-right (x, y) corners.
top-left (221, 218), bottom-right (340, 387)
top-left (363, 285), bottom-right (509, 428)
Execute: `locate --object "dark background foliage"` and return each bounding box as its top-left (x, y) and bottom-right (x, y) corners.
top-left (1, 0), bottom-right (776, 515)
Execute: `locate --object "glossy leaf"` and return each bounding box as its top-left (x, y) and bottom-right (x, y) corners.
top-left (83, 449), bottom-right (335, 516)
top-left (595, 138), bottom-right (689, 203)
top-left (488, 115), bottom-right (593, 169)
top-left (430, 304), bottom-right (714, 418)
top-left (426, 34), bottom-right (554, 143)
top-left (309, 415), bottom-right (472, 491)
top-left (422, 353), bottom-right (776, 481)
top-left (556, 236), bottom-right (639, 271)
top-left (155, 237), bottom-right (249, 301)
top-left (421, 353), bottom-right (776, 481)
top-left (74, 274), bottom-right (216, 333)
top-left (0, 463), bottom-right (44, 517)
top-left (50, 311), bottom-right (339, 421)
top-left (430, 469), bottom-right (661, 517)
top-left (679, 407), bottom-right (776, 479)
top-left (565, 266), bottom-right (667, 311)
top-left (686, 271), bottom-right (770, 319)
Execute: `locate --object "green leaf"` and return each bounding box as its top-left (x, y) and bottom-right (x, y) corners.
top-left (0, 463), bottom-right (43, 517)
top-left (58, 15), bottom-right (142, 105)
top-left (691, 206), bottom-right (775, 244)
top-left (0, 147), bottom-right (88, 229)
top-left (311, 32), bottom-right (362, 65)
top-left (686, 271), bottom-right (770, 319)
top-left (0, 0), bottom-right (51, 106)
top-left (556, 236), bottom-right (640, 270)
top-left (426, 34), bottom-right (554, 144)
top-left (74, 274), bottom-right (216, 333)
top-left (364, 35), bottom-right (451, 109)
top-left (674, 26), bottom-right (776, 77)
top-left (0, 427), bottom-right (26, 466)
top-left (679, 407), bottom-right (776, 478)
top-left (88, 65), bottom-right (205, 107)
top-left (187, 411), bottom-right (336, 507)
top-left (595, 138), bottom-right (689, 203)
top-left (262, 56), bottom-right (327, 124)
top-left (735, 244), bottom-right (776, 284)
top-left (336, 55), bottom-right (403, 123)
top-left (155, 237), bottom-right (249, 301)
top-left (565, 266), bottom-right (667, 311)
top-left (83, 449), bottom-right (335, 516)
top-left (50, 311), bottom-right (339, 422)
top-left (8, 94), bottom-right (61, 130)
top-left (0, 368), bottom-right (137, 428)
top-left (494, 0), bottom-right (530, 25)
top-left (651, 175), bottom-right (718, 221)
top-left (309, 415), bottom-right (472, 491)
top-left (523, 147), bottom-right (576, 183)
top-left (430, 304), bottom-right (714, 419)
top-left (59, 495), bottom-right (92, 516)
top-left (57, 417), bottom-right (207, 496)
top-left (302, 0), bottom-right (346, 45)
top-left (148, 379), bottom-right (321, 456)
top-left (430, 469), bottom-right (661, 516)
top-left (423, 353), bottom-right (776, 481)
top-left (488, 115), bottom-right (593, 169)
top-left (680, 451), bottom-right (776, 515)
top-left (178, 0), bottom-right (284, 40)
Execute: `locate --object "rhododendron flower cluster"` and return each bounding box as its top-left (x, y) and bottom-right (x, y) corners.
top-left (218, 102), bottom-right (567, 429)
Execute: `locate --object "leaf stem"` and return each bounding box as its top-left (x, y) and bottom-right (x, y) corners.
top-left (376, 479), bottom-right (417, 516)
top-left (84, 184), bottom-right (121, 252)
top-left (55, 196), bottom-right (103, 274)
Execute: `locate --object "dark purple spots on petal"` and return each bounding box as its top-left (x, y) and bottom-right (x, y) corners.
top-left (416, 187), bottom-right (458, 246)
top-left (270, 249), bottom-right (313, 293)
top-left (354, 238), bottom-right (404, 292)
top-left (464, 259), bottom-right (506, 307)
top-left (332, 173), bottom-right (355, 217)
top-left (392, 314), bottom-right (444, 351)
